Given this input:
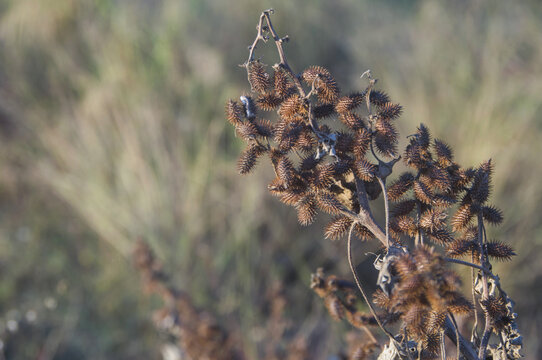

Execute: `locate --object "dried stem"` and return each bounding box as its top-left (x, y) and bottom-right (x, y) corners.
top-left (262, 11), bottom-right (306, 96)
top-left (444, 317), bottom-right (478, 360)
top-left (376, 176), bottom-right (390, 248)
top-left (448, 312), bottom-right (461, 360)
top-left (354, 177), bottom-right (387, 247)
top-left (440, 332), bottom-right (446, 360)
top-left (445, 258), bottom-right (493, 277)
top-left (347, 223), bottom-right (396, 342)
top-left (477, 212), bottom-right (492, 359)
top-left (471, 252), bottom-right (479, 344)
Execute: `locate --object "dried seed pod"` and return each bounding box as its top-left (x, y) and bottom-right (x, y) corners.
top-left (335, 92), bottom-right (365, 114)
top-left (424, 166), bottom-right (452, 192)
top-left (316, 192), bottom-right (345, 215)
top-left (256, 92), bottom-right (282, 111)
top-left (302, 65), bottom-right (331, 83)
top-left (294, 129), bottom-right (317, 153)
top-left (481, 296), bottom-right (511, 331)
top-left (393, 252), bottom-right (417, 278)
top-left (419, 209), bottom-right (447, 232)
top-left (313, 104), bottom-right (335, 119)
top-left (453, 166), bottom-right (476, 190)
top-left (415, 124), bottom-right (431, 150)
top-left (404, 142), bottom-right (427, 170)
top-left (471, 163), bottom-right (492, 205)
top-left (387, 172), bottom-right (415, 201)
top-left (374, 119), bottom-right (398, 157)
top-left (273, 66), bottom-right (292, 99)
top-left (374, 134), bottom-right (398, 158)
top-left (313, 163), bottom-right (336, 190)
top-left (354, 159), bottom-right (376, 181)
top-left (426, 310), bottom-right (447, 334)
top-left (300, 154), bottom-right (321, 172)
top-left (446, 292), bottom-right (474, 315)
top-left (451, 203), bottom-right (474, 232)
top-left (275, 123), bottom-right (302, 152)
top-left (365, 178), bottom-right (382, 200)
top-left (482, 205), bottom-right (503, 225)
top-left (413, 180), bottom-right (433, 204)
top-left (324, 215), bottom-right (354, 240)
top-left (486, 240), bottom-right (515, 261)
top-left (248, 60), bottom-right (270, 93)
top-left (377, 102), bottom-right (402, 120)
top-left (403, 305), bottom-right (427, 337)
top-left (254, 118), bottom-right (274, 138)
top-left (369, 90), bottom-right (390, 106)
top-left (433, 139), bottom-right (453, 167)
top-left (354, 223), bottom-right (374, 241)
top-left (302, 66), bottom-right (340, 104)
top-left (324, 294), bottom-right (344, 321)
top-left (421, 333), bottom-right (441, 356)
top-left (480, 159), bottom-right (494, 177)
top-left (432, 194), bottom-right (456, 208)
top-left (226, 99), bottom-right (244, 126)
top-left (279, 94), bottom-right (307, 120)
top-left (334, 131), bottom-right (354, 155)
top-left (373, 288), bottom-right (392, 309)
top-left (427, 229), bottom-right (453, 245)
top-left (237, 144), bottom-right (266, 174)
top-left (391, 215), bottom-right (417, 237)
top-left (353, 129), bottom-right (371, 160)
top-left (268, 176), bottom-right (286, 196)
top-left (279, 189), bottom-right (305, 206)
top-left (235, 121), bottom-right (259, 140)
top-left (296, 195), bottom-right (318, 225)
top-left (391, 199), bottom-right (417, 217)
top-left (276, 156), bottom-right (295, 187)
top-left (340, 113), bottom-right (365, 131)
top-left (446, 238), bottom-right (477, 258)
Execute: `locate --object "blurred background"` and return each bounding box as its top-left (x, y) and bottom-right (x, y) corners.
top-left (1, 0), bottom-right (541, 358)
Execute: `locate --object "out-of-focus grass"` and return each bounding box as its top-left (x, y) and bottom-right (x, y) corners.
top-left (1, 0), bottom-right (542, 358)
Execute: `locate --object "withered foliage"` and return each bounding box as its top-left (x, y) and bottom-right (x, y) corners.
top-left (226, 9), bottom-right (523, 360)
top-left (134, 241), bottom-right (310, 360)
top-left (133, 241), bottom-right (245, 360)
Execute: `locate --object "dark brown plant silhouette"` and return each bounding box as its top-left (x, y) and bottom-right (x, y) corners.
top-left (133, 241), bottom-right (245, 360)
top-left (133, 241), bottom-right (310, 360)
top-left (227, 9), bottom-right (523, 360)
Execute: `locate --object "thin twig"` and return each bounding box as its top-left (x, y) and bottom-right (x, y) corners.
top-left (262, 11), bottom-right (306, 97)
top-left (353, 177), bottom-right (387, 247)
top-left (448, 312), bottom-right (461, 360)
top-left (242, 11), bottom-right (269, 91)
top-left (440, 332), bottom-right (446, 360)
top-left (376, 176), bottom-right (390, 248)
top-left (305, 75), bottom-right (320, 99)
top-left (471, 253), bottom-right (479, 344)
top-left (445, 258), bottom-right (493, 277)
top-left (347, 223), bottom-right (397, 344)
top-left (361, 70), bottom-right (375, 116)
top-left (444, 317), bottom-right (478, 360)
top-left (477, 212), bottom-right (492, 360)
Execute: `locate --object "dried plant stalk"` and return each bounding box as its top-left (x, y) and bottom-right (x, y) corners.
top-left (227, 9), bottom-right (523, 360)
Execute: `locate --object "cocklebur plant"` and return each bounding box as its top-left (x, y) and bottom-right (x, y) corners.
top-left (227, 9), bottom-right (523, 360)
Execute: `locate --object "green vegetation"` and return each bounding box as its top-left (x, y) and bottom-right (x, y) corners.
top-left (0, 0), bottom-right (541, 359)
